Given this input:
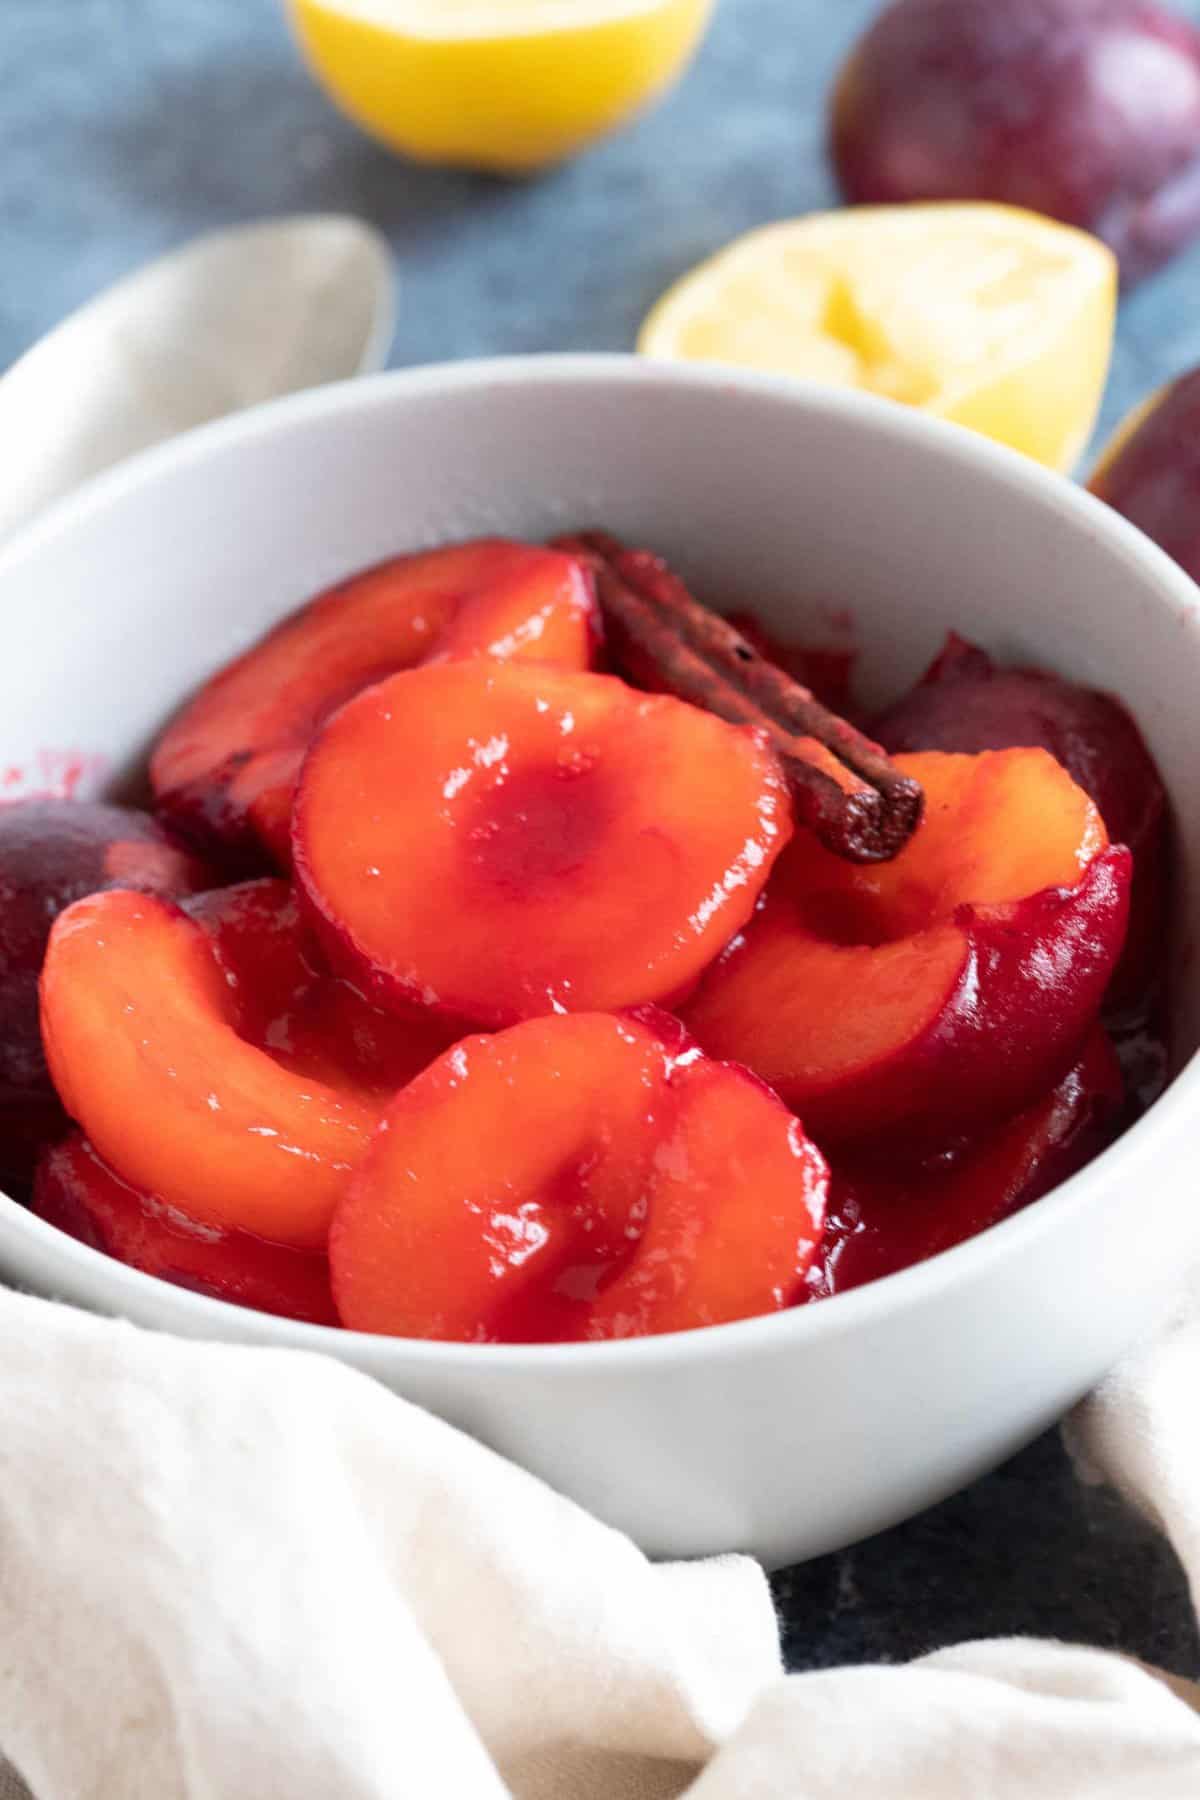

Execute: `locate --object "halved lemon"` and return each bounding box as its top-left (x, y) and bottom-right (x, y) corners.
top-left (288, 0), bottom-right (715, 175)
top-left (638, 204), bottom-right (1117, 471)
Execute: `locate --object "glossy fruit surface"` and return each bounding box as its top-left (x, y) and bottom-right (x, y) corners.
top-left (294, 659), bottom-right (790, 1026)
top-left (815, 1028), bottom-right (1123, 1294)
top-left (152, 539), bottom-right (598, 868)
top-left (638, 202), bottom-right (1115, 469)
top-left (34, 1133), bottom-right (339, 1326)
top-left (685, 749), bottom-right (1129, 1143)
top-left (184, 879), bottom-right (457, 1097)
top-left (872, 633), bottom-right (1167, 1013)
top-left (0, 800), bottom-right (214, 1191)
top-left (583, 1047), bottom-right (828, 1340)
top-left (40, 888), bottom-right (402, 1249)
top-left (288, 0), bottom-right (715, 174)
top-left (830, 0), bottom-right (1200, 285)
top-left (331, 1009), bottom-right (827, 1342)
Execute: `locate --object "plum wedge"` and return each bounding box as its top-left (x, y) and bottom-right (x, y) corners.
top-left (685, 748), bottom-right (1130, 1144)
top-left (330, 1010), bottom-right (828, 1342)
top-left (151, 539), bottom-right (600, 868)
top-left (39, 884), bottom-right (453, 1249)
top-left (0, 799), bottom-right (215, 1191)
top-left (293, 660), bottom-right (791, 1026)
top-left (34, 1134), bottom-right (339, 1326)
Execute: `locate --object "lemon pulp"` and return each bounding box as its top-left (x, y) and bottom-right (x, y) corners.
top-left (639, 204), bottom-right (1117, 472)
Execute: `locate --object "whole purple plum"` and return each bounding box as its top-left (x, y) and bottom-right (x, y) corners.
top-left (1089, 367), bottom-right (1200, 577)
top-left (830, 0), bottom-right (1200, 284)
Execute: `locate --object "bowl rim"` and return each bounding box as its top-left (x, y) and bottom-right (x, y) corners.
top-left (4, 350), bottom-right (1198, 1370)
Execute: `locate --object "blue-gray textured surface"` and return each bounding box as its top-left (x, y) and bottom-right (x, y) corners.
top-left (2, 0), bottom-right (1198, 1677)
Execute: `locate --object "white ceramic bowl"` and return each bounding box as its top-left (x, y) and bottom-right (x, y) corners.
top-left (2, 356), bottom-right (1198, 1569)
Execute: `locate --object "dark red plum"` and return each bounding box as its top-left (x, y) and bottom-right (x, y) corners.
top-left (830, 0), bottom-right (1200, 285)
top-left (0, 800), bottom-right (215, 1190)
top-left (1089, 367), bottom-right (1200, 581)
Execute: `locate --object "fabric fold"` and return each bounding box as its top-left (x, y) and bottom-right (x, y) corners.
top-left (0, 1282), bottom-right (1198, 1798)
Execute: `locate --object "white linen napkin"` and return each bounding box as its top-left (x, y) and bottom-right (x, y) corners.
top-left (0, 1283), bottom-right (1196, 1800)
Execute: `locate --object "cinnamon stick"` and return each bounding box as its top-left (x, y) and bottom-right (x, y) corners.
top-left (557, 531), bottom-right (923, 863)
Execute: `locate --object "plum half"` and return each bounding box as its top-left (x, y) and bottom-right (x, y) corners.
top-left (330, 1009), bottom-right (828, 1342)
top-left (39, 882), bottom-right (455, 1249)
top-left (872, 633), bottom-right (1167, 1013)
top-left (293, 659), bottom-right (791, 1027)
top-left (684, 748), bottom-right (1130, 1144)
top-left (151, 539), bottom-right (600, 868)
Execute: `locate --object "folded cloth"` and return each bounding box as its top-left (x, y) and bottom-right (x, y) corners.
top-left (0, 1286), bottom-right (1197, 1800)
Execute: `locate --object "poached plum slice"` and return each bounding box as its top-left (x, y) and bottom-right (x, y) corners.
top-left (39, 885), bottom-right (445, 1250)
top-left (151, 539), bottom-right (599, 868)
top-left (34, 1134), bottom-right (339, 1326)
top-left (0, 799), bottom-right (216, 1192)
top-left (330, 1010), bottom-right (828, 1343)
top-left (872, 633), bottom-right (1168, 1013)
top-left (685, 749), bottom-right (1130, 1144)
top-left (830, 0), bottom-right (1200, 285)
top-left (293, 660), bottom-right (791, 1027)
top-left (815, 1029), bottom-right (1123, 1295)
